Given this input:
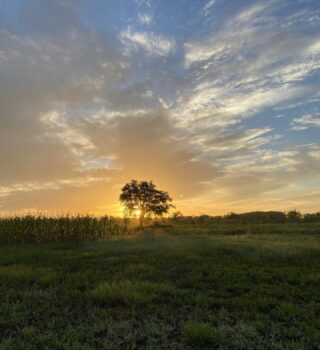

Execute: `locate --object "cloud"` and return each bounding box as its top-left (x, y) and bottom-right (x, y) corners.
top-left (201, 0), bottom-right (217, 16)
top-left (184, 1), bottom-right (320, 91)
top-left (80, 110), bottom-right (216, 198)
top-left (0, 0), bottom-right (319, 214)
top-left (0, 177), bottom-right (117, 214)
top-left (120, 27), bottom-right (175, 56)
top-left (290, 114), bottom-right (320, 130)
top-left (234, 3), bottom-right (268, 22)
top-left (138, 13), bottom-right (153, 26)
top-left (0, 9), bottom-right (129, 189)
top-left (0, 176), bottom-right (110, 200)
top-left (40, 111), bottom-right (96, 157)
top-left (186, 144), bottom-right (320, 214)
top-left (184, 2), bottom-right (273, 68)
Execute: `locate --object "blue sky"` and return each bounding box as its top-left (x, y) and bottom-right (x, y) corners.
top-left (0, 0), bottom-right (319, 215)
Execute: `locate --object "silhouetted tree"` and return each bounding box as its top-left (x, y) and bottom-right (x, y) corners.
top-left (119, 180), bottom-right (173, 229)
top-left (287, 209), bottom-right (302, 223)
top-left (303, 212), bottom-right (320, 223)
top-left (171, 211), bottom-right (183, 221)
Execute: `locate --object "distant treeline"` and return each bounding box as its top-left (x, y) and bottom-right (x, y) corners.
top-left (170, 210), bottom-right (320, 224)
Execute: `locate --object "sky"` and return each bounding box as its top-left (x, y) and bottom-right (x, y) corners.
top-left (0, 0), bottom-right (320, 216)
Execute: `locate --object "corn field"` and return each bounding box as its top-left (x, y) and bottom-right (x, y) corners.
top-left (0, 215), bottom-right (130, 245)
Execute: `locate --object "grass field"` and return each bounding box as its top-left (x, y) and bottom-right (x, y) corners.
top-left (1, 227), bottom-right (320, 349)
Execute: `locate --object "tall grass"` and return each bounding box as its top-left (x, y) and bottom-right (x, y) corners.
top-left (0, 215), bottom-right (130, 245)
top-left (1, 214), bottom-right (319, 246)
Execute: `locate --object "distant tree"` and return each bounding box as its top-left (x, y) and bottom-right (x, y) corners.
top-left (119, 180), bottom-right (173, 229)
top-left (287, 209), bottom-right (302, 223)
top-left (303, 212), bottom-right (320, 223)
top-left (225, 212), bottom-right (238, 223)
top-left (171, 211), bottom-right (183, 220)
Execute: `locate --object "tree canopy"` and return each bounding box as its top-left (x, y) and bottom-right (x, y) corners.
top-left (119, 180), bottom-right (173, 228)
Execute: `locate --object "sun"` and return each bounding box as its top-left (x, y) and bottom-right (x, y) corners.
top-left (135, 209), bottom-right (141, 217)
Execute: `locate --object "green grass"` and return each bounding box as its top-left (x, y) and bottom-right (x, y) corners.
top-left (91, 280), bottom-right (176, 306)
top-left (182, 321), bottom-right (218, 346)
top-left (1, 229), bottom-right (320, 349)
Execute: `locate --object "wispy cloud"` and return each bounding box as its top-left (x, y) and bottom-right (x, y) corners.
top-left (40, 111), bottom-right (95, 157)
top-left (120, 27), bottom-right (175, 56)
top-left (0, 176), bottom-right (110, 200)
top-left (290, 114), bottom-right (320, 130)
top-left (138, 13), bottom-right (153, 26)
top-left (200, 0), bottom-right (217, 16)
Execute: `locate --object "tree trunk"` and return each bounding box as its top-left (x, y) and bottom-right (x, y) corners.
top-left (139, 210), bottom-right (145, 230)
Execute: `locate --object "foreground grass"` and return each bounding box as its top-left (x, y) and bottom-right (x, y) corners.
top-left (1, 230), bottom-right (320, 349)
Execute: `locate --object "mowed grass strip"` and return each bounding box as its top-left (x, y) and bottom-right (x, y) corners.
top-left (0, 231), bottom-right (320, 349)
